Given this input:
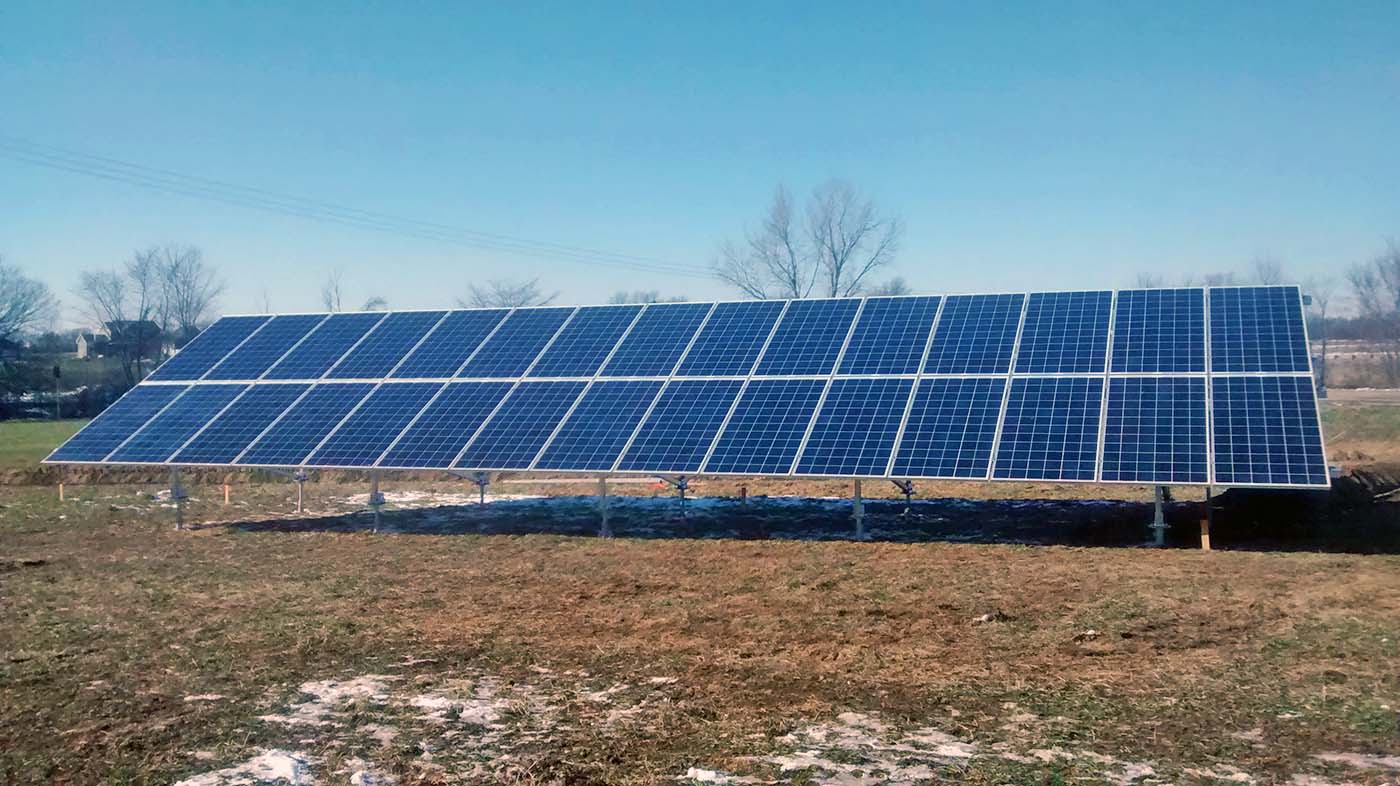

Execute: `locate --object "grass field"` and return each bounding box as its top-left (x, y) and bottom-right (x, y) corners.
top-left (1, 403), bottom-right (1398, 784)
top-left (0, 420), bottom-right (86, 468)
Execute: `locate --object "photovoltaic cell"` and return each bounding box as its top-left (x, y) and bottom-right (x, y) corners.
top-left (109, 384), bottom-right (249, 463)
top-left (924, 294), bottom-right (1025, 374)
top-left (327, 311), bottom-right (446, 379)
top-left (676, 300), bottom-right (785, 377)
top-left (171, 384), bottom-right (310, 464)
top-left (754, 299), bottom-right (861, 376)
top-left (48, 385), bottom-right (188, 461)
top-left (146, 316), bottom-right (269, 381)
top-left (534, 381), bottom-right (664, 470)
top-left (993, 377), bottom-right (1103, 481)
top-left (601, 302), bottom-right (711, 377)
top-left (263, 313), bottom-right (386, 380)
top-left (306, 382), bottom-right (444, 466)
top-left (1209, 286), bottom-right (1310, 372)
top-left (529, 305), bottom-right (641, 377)
top-left (891, 377), bottom-right (1004, 478)
top-left (1211, 376), bottom-right (1327, 486)
top-left (455, 381), bottom-right (586, 469)
top-left (1101, 377), bottom-right (1208, 483)
top-left (237, 383), bottom-right (375, 466)
top-left (1111, 288), bottom-right (1205, 373)
top-left (457, 308), bottom-right (574, 378)
top-left (377, 382), bottom-right (513, 468)
top-left (391, 309), bottom-right (509, 378)
top-left (1013, 291), bottom-right (1112, 374)
top-left (617, 379), bottom-right (743, 472)
top-left (204, 315), bottom-right (326, 380)
top-left (705, 379), bottom-right (826, 474)
top-left (796, 378), bottom-right (913, 476)
top-left (838, 296), bottom-right (941, 375)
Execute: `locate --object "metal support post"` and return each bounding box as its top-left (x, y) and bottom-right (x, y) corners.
top-left (368, 471), bottom-right (385, 532)
top-left (598, 477), bottom-right (612, 538)
top-left (739, 485), bottom-right (748, 506)
top-left (1150, 485), bottom-right (1168, 546)
top-left (170, 468), bottom-right (187, 530)
top-left (853, 479), bottom-right (865, 540)
top-left (891, 479), bottom-right (915, 514)
top-left (472, 471), bottom-right (490, 505)
top-left (294, 470), bottom-right (308, 514)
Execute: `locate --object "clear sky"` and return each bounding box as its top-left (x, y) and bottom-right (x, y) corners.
top-left (2, 1), bottom-right (1397, 324)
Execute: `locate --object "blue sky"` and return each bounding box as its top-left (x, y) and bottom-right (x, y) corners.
top-left (2, 1), bottom-right (1397, 323)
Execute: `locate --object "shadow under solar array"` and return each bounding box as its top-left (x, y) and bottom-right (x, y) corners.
top-left (46, 286), bottom-right (1329, 488)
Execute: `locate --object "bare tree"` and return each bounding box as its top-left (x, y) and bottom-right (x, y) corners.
top-left (74, 252), bottom-right (163, 385)
top-left (0, 255), bottom-right (58, 343)
top-left (714, 181), bottom-right (902, 299)
top-left (1134, 272), bottom-right (1166, 288)
top-left (258, 288), bottom-right (273, 313)
top-left (1182, 272), bottom-right (1240, 287)
top-left (459, 278), bottom-right (557, 308)
top-left (321, 270), bottom-right (344, 312)
top-left (608, 290), bottom-right (687, 304)
top-left (150, 245), bottom-right (224, 344)
top-left (1250, 256), bottom-right (1287, 285)
top-left (1347, 243), bottom-right (1400, 384)
top-left (865, 277), bottom-right (913, 296)
top-left (361, 296), bottom-right (389, 311)
top-left (1304, 275), bottom-right (1339, 387)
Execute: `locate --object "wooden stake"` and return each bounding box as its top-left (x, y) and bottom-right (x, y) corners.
top-left (223, 484), bottom-right (230, 505)
top-left (58, 482), bottom-right (65, 502)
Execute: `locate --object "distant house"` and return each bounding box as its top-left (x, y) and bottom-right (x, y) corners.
top-left (77, 321), bottom-right (164, 360)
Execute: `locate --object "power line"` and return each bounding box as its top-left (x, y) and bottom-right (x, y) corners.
top-left (0, 135), bottom-right (708, 279)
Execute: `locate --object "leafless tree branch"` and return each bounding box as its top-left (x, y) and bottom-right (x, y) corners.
top-left (458, 278), bottom-right (558, 308)
top-left (0, 255), bottom-right (58, 343)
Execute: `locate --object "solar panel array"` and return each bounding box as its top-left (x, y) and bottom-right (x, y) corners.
top-left (46, 286), bottom-right (1329, 488)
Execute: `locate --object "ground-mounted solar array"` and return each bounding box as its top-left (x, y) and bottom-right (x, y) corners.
top-left (46, 286), bottom-right (1329, 488)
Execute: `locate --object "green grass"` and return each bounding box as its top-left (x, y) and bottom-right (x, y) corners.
top-left (1321, 401), bottom-right (1400, 445)
top-left (0, 419), bottom-right (87, 468)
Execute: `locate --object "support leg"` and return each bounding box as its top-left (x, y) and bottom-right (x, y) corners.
top-left (891, 480), bottom-right (915, 515)
top-left (295, 470), bottom-right (307, 514)
top-left (369, 471), bottom-right (384, 532)
top-left (1150, 485), bottom-right (1167, 546)
top-left (598, 477), bottom-right (612, 538)
top-left (170, 468), bottom-right (187, 531)
top-left (1201, 485), bottom-right (1213, 551)
top-left (473, 471), bottom-right (489, 505)
top-left (853, 479), bottom-right (865, 540)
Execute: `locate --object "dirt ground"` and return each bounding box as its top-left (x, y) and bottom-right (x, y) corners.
top-left (2, 475), bottom-right (1399, 786)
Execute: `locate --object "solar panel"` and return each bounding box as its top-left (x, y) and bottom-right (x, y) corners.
top-left (1211, 375), bottom-right (1327, 486)
top-left (172, 384), bottom-right (311, 464)
top-left (1209, 286), bottom-right (1310, 372)
top-left (838, 296), bottom-right (940, 375)
top-left (617, 379), bottom-right (743, 472)
top-left (1111, 288), bottom-right (1205, 373)
top-left (924, 293), bottom-right (1025, 374)
top-left (890, 377), bottom-right (1005, 478)
top-left (796, 378), bottom-right (913, 476)
top-left (528, 305), bottom-right (641, 377)
top-left (534, 380), bottom-right (664, 470)
top-left (675, 300), bottom-right (785, 377)
top-left (204, 315), bottom-right (326, 380)
top-left (109, 384), bottom-right (249, 463)
top-left (237, 383), bottom-right (375, 466)
top-left (327, 311), bottom-right (446, 379)
top-left (753, 299), bottom-right (861, 376)
top-left (457, 308), bottom-right (574, 378)
top-left (305, 382), bottom-right (444, 466)
top-left (1101, 377), bottom-right (1208, 483)
top-left (263, 313), bottom-right (386, 380)
top-left (992, 377), bottom-right (1103, 481)
top-left (1014, 291), bottom-right (1112, 374)
top-left (391, 309), bottom-right (508, 378)
top-left (705, 379), bottom-right (826, 474)
top-left (48, 286), bottom-right (1328, 489)
top-left (454, 381), bottom-right (586, 469)
top-left (147, 316), bottom-right (270, 381)
top-left (377, 382), bottom-right (513, 468)
top-left (47, 384), bottom-right (189, 462)
top-left (601, 302), bottom-right (712, 377)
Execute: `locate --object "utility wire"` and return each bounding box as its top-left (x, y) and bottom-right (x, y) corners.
top-left (0, 134), bottom-right (707, 279)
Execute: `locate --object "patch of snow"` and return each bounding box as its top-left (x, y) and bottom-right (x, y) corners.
top-left (681, 767), bottom-right (762, 784)
top-left (184, 694), bottom-right (225, 702)
top-left (1313, 752), bottom-right (1400, 771)
top-left (173, 749), bottom-right (316, 786)
top-left (260, 675), bottom-right (395, 726)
